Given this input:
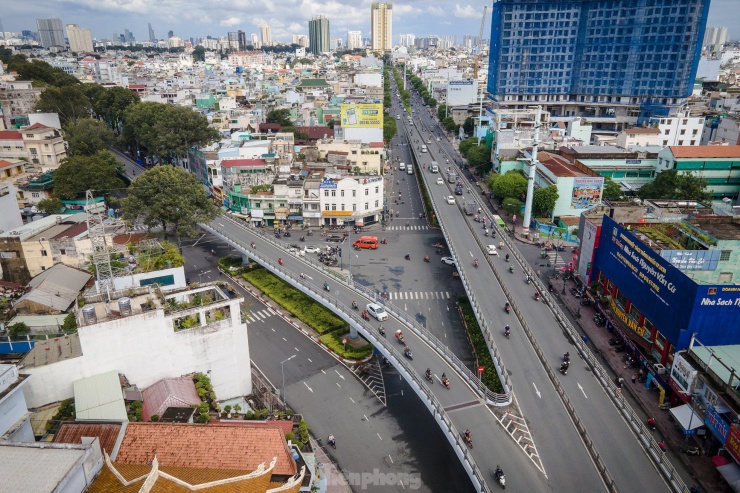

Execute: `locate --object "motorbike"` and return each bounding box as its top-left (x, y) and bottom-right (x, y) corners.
top-left (495, 469), bottom-right (506, 489)
top-left (484, 230), bottom-right (490, 237)
top-left (352, 301), bottom-right (358, 310)
top-left (508, 266), bottom-right (514, 274)
top-left (436, 248), bottom-right (443, 255)
top-left (300, 237), bottom-right (305, 242)
top-left (474, 259), bottom-right (479, 268)
top-left (563, 353), bottom-right (571, 363)
top-left (328, 436), bottom-right (337, 449)
top-left (405, 253), bottom-right (411, 260)
top-left (548, 284), bottom-right (554, 292)
top-left (682, 446), bottom-right (701, 456)
top-left (395, 331), bottom-right (407, 346)
top-left (278, 258), bottom-right (284, 266)
top-left (425, 372), bottom-right (434, 384)
top-left (580, 298), bottom-right (593, 307)
top-left (424, 256), bottom-right (430, 263)
top-left (646, 418), bottom-right (656, 430)
top-left (463, 434), bottom-right (473, 448)
top-left (378, 326), bottom-right (386, 337)
top-left (324, 283), bottom-right (330, 292)
top-left (442, 378), bottom-right (451, 389)
top-left (607, 337), bottom-right (621, 346)
top-left (525, 276), bottom-right (531, 284)
top-left (560, 362), bottom-right (569, 375)
top-left (504, 328), bottom-right (510, 339)
top-left (505, 303), bottom-right (511, 314)
top-left (284, 232), bottom-right (291, 238)
top-left (534, 292), bottom-right (540, 301)
top-left (380, 239), bottom-right (387, 245)
top-left (404, 348), bottom-right (413, 360)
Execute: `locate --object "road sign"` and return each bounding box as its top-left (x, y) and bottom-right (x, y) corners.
top-left (477, 366), bottom-right (485, 373)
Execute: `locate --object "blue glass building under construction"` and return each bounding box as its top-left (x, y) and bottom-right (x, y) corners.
top-left (486, 0), bottom-right (710, 131)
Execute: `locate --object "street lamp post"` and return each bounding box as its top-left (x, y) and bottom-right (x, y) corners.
top-left (198, 270), bottom-right (212, 284)
top-left (280, 354), bottom-right (296, 409)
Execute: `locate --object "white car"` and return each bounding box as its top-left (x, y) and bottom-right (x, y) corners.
top-left (289, 246), bottom-right (305, 256)
top-left (440, 257), bottom-right (456, 266)
top-left (366, 303), bottom-right (388, 321)
top-left (303, 246), bottom-right (320, 254)
top-left (446, 196), bottom-right (455, 204)
top-left (436, 177), bottom-right (444, 185)
top-left (486, 245), bottom-right (499, 256)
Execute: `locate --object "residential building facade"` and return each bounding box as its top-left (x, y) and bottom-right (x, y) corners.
top-left (371, 2), bottom-right (393, 52)
top-left (21, 123), bottom-right (67, 171)
top-left (309, 16), bottom-right (330, 55)
top-left (347, 30), bottom-right (362, 50)
top-left (650, 110), bottom-right (706, 147)
top-left (486, 0), bottom-right (711, 129)
top-left (657, 145), bottom-right (740, 199)
top-left (36, 18), bottom-right (65, 48)
top-left (66, 24), bottom-right (94, 53)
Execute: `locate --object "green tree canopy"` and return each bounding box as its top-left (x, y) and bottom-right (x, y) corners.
top-left (383, 117), bottom-right (397, 142)
top-left (36, 197), bottom-right (64, 214)
top-left (53, 151), bottom-right (125, 199)
top-left (64, 118), bottom-right (116, 156)
top-left (35, 85), bottom-right (92, 125)
top-left (266, 109), bottom-right (293, 127)
top-left (192, 46), bottom-right (206, 62)
top-left (8, 322), bottom-right (30, 339)
top-left (532, 185), bottom-right (560, 217)
top-left (466, 145), bottom-right (492, 168)
top-left (463, 117), bottom-right (475, 135)
top-left (637, 169), bottom-right (710, 202)
top-left (93, 86), bottom-right (140, 131)
top-left (602, 177), bottom-right (623, 202)
top-left (8, 59), bottom-right (80, 87)
top-left (122, 102), bottom-right (218, 163)
top-left (488, 170), bottom-right (528, 200)
top-left (442, 116), bottom-right (457, 133)
top-left (121, 166), bottom-right (217, 243)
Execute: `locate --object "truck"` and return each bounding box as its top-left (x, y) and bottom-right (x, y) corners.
top-left (421, 145), bottom-right (428, 153)
top-left (447, 171), bottom-right (457, 183)
top-left (464, 201), bottom-right (476, 215)
top-left (430, 161), bottom-right (439, 173)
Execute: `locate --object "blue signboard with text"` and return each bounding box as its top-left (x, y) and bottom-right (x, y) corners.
top-left (706, 406), bottom-right (730, 444)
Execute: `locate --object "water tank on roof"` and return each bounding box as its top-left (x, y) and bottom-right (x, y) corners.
top-left (82, 305), bottom-right (97, 324)
top-left (118, 297), bottom-right (132, 316)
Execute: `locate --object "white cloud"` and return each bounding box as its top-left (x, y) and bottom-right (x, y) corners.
top-left (454, 4), bottom-right (480, 19)
top-left (219, 17), bottom-right (242, 27)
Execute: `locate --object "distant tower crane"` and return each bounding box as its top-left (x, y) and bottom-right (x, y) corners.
top-left (473, 5), bottom-right (488, 81)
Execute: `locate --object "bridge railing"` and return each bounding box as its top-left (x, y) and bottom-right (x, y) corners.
top-left (205, 221), bottom-right (493, 493)
top-left (211, 214), bottom-right (510, 406)
top-left (418, 140), bottom-right (689, 493)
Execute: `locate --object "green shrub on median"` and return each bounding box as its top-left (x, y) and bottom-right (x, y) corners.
top-left (242, 266), bottom-right (347, 335)
top-left (458, 296), bottom-right (503, 393)
top-left (319, 331), bottom-right (373, 359)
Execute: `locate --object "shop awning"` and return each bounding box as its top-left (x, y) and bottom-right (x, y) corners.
top-left (717, 462), bottom-right (740, 492)
top-left (669, 404), bottom-right (703, 431)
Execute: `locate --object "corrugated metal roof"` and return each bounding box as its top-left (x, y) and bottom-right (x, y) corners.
top-left (73, 371), bottom-right (128, 421)
top-left (142, 377), bottom-right (200, 422)
top-left (7, 314), bottom-right (67, 328)
top-left (0, 444), bottom-right (87, 491)
top-left (55, 422), bottom-right (124, 457)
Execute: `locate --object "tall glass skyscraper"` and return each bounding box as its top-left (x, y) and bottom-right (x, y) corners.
top-left (486, 0), bottom-right (710, 125)
top-left (309, 16), bottom-right (330, 55)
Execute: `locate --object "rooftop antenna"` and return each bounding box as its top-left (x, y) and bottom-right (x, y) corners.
top-left (85, 190), bottom-right (114, 299)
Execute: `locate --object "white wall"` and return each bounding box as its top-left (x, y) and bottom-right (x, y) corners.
top-left (354, 73), bottom-right (382, 88)
top-left (22, 300), bottom-right (250, 408)
top-left (343, 127), bottom-right (383, 144)
top-left (446, 80), bottom-right (477, 106)
top-left (0, 184), bottom-right (23, 233)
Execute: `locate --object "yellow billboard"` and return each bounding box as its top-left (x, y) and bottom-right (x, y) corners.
top-left (340, 103), bottom-right (383, 128)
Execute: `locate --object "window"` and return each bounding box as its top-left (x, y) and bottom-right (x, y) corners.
top-left (365, 189), bottom-right (369, 196)
top-left (30, 148), bottom-right (37, 155)
top-left (718, 272), bottom-right (733, 283)
top-left (340, 204), bottom-right (344, 211)
top-left (352, 190), bottom-right (356, 197)
top-left (324, 190), bottom-right (329, 197)
top-left (341, 190), bottom-right (345, 197)
top-left (352, 204), bottom-right (356, 211)
top-left (26, 134), bottom-right (34, 138)
top-left (375, 200), bottom-right (379, 207)
top-left (720, 250), bottom-right (732, 261)
top-left (31, 192), bottom-right (40, 198)
top-left (365, 203), bottom-right (369, 210)
top-left (331, 204), bottom-right (336, 211)
top-left (324, 204), bottom-right (330, 211)
top-left (44, 144), bottom-right (49, 149)
top-left (331, 190), bottom-right (336, 197)
top-left (41, 250), bottom-right (48, 257)
top-left (60, 249), bottom-right (66, 255)
top-left (664, 129), bottom-right (669, 135)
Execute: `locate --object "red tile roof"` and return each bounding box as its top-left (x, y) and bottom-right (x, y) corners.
top-left (623, 127), bottom-right (660, 135)
top-left (294, 126), bottom-right (333, 140)
top-left (668, 145), bottom-right (740, 159)
top-left (25, 123), bottom-right (48, 130)
top-left (0, 159), bottom-right (22, 169)
top-left (369, 142), bottom-right (384, 148)
top-left (116, 422), bottom-right (297, 476)
top-left (0, 131), bottom-right (22, 140)
top-left (142, 377), bottom-right (200, 422)
top-left (221, 159), bottom-right (267, 168)
top-left (54, 422), bottom-right (124, 456)
top-left (538, 151), bottom-right (588, 178)
top-left (259, 123), bottom-right (282, 133)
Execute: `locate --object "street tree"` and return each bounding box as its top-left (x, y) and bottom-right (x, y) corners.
top-left (122, 166), bottom-right (217, 245)
top-left (122, 102), bottom-right (218, 164)
top-left (488, 170), bottom-right (528, 201)
top-left (36, 197), bottom-right (64, 214)
top-left (466, 144), bottom-right (492, 168)
top-left (9, 59), bottom-right (80, 87)
top-left (266, 109), bottom-right (293, 127)
top-left (442, 116), bottom-right (457, 133)
top-left (93, 86), bottom-right (140, 131)
top-left (192, 46), bottom-right (206, 62)
top-left (64, 118), bottom-right (116, 156)
top-left (532, 185), bottom-right (560, 217)
top-left (383, 117), bottom-right (397, 142)
top-left (35, 85), bottom-right (92, 125)
top-left (601, 177), bottom-right (623, 201)
top-left (463, 117), bottom-right (475, 135)
top-left (637, 169), bottom-right (710, 202)
top-left (53, 151), bottom-right (125, 199)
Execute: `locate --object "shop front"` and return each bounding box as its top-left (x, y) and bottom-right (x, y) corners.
top-left (322, 210), bottom-right (353, 226)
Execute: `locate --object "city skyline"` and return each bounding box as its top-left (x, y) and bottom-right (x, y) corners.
top-left (2, 0), bottom-right (739, 46)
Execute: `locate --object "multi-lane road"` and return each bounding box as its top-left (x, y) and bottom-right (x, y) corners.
top-left (394, 72), bottom-right (671, 492)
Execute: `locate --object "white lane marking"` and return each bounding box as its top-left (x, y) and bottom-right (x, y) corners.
top-left (335, 369), bottom-right (345, 380)
top-left (377, 433), bottom-right (383, 441)
top-left (294, 347), bottom-right (300, 352)
top-left (307, 358), bottom-right (312, 363)
top-left (304, 382), bottom-right (313, 392)
top-left (282, 337), bottom-right (287, 342)
top-left (533, 383), bottom-right (542, 398)
top-left (578, 382), bottom-right (588, 399)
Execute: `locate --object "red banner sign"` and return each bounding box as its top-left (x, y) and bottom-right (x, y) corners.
top-left (727, 425), bottom-right (740, 464)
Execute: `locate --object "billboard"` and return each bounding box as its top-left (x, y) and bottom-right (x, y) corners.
top-left (571, 177), bottom-right (604, 209)
top-left (595, 216), bottom-right (697, 343)
top-left (706, 406), bottom-right (730, 444)
top-left (447, 79), bottom-right (477, 106)
top-left (340, 103), bottom-right (383, 128)
top-left (687, 284), bottom-right (740, 347)
top-left (660, 249), bottom-right (722, 271)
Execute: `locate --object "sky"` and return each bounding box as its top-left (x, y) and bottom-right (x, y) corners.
top-left (2, 0), bottom-right (740, 45)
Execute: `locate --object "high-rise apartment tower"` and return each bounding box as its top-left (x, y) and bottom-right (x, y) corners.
top-left (308, 16), bottom-right (330, 55)
top-left (371, 2), bottom-right (392, 51)
top-left (66, 24), bottom-right (93, 53)
top-left (36, 18), bottom-right (65, 48)
top-left (487, 0), bottom-right (710, 127)
top-left (260, 25), bottom-right (272, 46)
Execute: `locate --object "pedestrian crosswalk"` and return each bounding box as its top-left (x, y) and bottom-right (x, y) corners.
top-left (544, 250), bottom-right (565, 267)
top-left (383, 291), bottom-right (451, 300)
top-left (385, 225), bottom-right (430, 231)
top-left (244, 308), bottom-right (276, 322)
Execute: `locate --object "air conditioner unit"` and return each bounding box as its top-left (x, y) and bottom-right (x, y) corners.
top-left (654, 364), bottom-right (667, 375)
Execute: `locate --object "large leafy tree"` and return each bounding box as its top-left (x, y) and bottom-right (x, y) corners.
top-left (122, 166), bottom-right (217, 244)
top-left (192, 46), bottom-right (206, 62)
top-left (602, 176), bottom-right (623, 201)
top-left (9, 59), bottom-right (80, 87)
top-left (383, 117), bottom-right (397, 142)
top-left (466, 144), bottom-right (492, 168)
top-left (266, 109), bottom-right (293, 127)
top-left (637, 169), bottom-right (710, 202)
top-left (488, 170), bottom-right (528, 200)
top-left (35, 85), bottom-right (92, 124)
top-left (122, 102), bottom-right (218, 164)
top-left (463, 117), bottom-right (475, 135)
top-left (64, 118), bottom-right (116, 156)
top-left (532, 185), bottom-right (560, 217)
top-left (36, 197), bottom-right (64, 214)
top-left (53, 151), bottom-right (125, 199)
top-left (93, 86), bottom-right (140, 131)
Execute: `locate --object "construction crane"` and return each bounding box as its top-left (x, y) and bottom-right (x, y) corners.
top-left (473, 5), bottom-right (488, 80)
